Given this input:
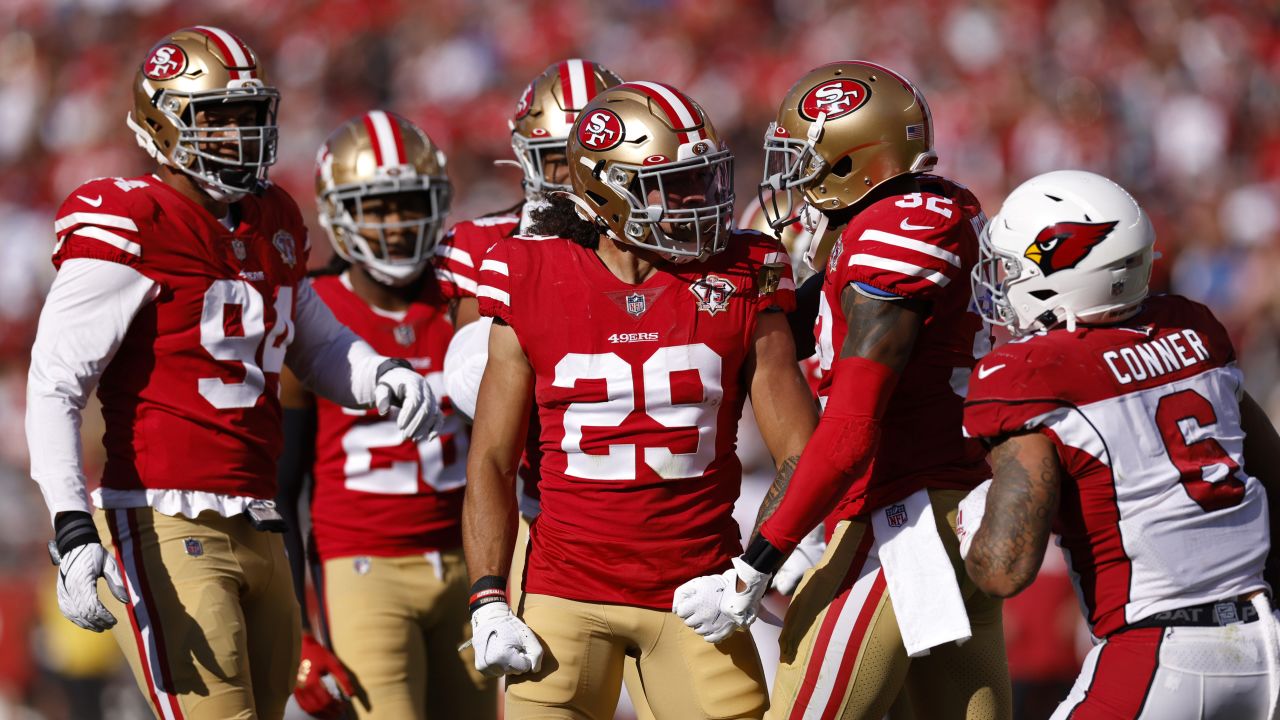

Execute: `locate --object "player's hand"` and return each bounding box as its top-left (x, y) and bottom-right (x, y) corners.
top-left (55, 542), bottom-right (129, 632)
top-left (956, 479), bottom-right (992, 560)
top-left (374, 360), bottom-right (442, 442)
top-left (470, 602), bottom-right (543, 677)
top-left (773, 524), bottom-right (826, 596)
top-left (293, 633), bottom-right (355, 720)
top-left (674, 558), bottom-right (772, 643)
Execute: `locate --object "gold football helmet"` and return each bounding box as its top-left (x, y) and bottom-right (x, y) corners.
top-left (511, 59), bottom-right (623, 196)
top-left (565, 81), bottom-right (733, 262)
top-left (127, 26), bottom-right (279, 201)
top-left (316, 110), bottom-right (452, 286)
top-left (759, 61), bottom-right (936, 230)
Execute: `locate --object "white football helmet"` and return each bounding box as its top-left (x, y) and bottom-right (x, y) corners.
top-left (973, 170), bottom-right (1155, 335)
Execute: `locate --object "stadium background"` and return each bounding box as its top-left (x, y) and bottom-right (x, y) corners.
top-left (0, 0), bottom-right (1276, 717)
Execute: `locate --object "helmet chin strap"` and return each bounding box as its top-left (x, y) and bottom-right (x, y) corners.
top-left (364, 260), bottom-right (426, 288)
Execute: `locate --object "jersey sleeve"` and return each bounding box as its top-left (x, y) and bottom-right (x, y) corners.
top-left (748, 232), bottom-right (797, 313)
top-left (435, 222), bottom-right (484, 299)
top-left (476, 237), bottom-right (515, 325)
top-left (838, 194), bottom-right (971, 301)
top-left (962, 341), bottom-right (1072, 442)
top-left (52, 178), bottom-right (150, 271)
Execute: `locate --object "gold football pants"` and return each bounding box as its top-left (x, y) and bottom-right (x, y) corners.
top-left (95, 508), bottom-right (301, 720)
top-left (766, 489), bottom-right (1012, 720)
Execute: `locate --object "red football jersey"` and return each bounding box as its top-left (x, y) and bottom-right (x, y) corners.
top-left (52, 175), bottom-right (308, 499)
top-left (964, 295), bottom-right (1269, 636)
top-left (436, 214), bottom-right (519, 300)
top-left (307, 274), bottom-right (467, 560)
top-left (478, 231), bottom-right (796, 609)
top-left (815, 175), bottom-right (990, 520)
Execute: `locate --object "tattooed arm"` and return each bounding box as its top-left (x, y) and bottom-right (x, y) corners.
top-left (965, 432), bottom-right (1062, 598)
top-left (838, 284), bottom-right (927, 366)
top-left (744, 311), bottom-right (819, 534)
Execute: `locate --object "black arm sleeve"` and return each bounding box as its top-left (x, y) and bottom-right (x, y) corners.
top-left (276, 406), bottom-right (317, 630)
top-left (787, 270), bottom-right (824, 361)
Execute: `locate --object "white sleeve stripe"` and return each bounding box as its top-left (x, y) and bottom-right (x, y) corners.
top-left (763, 251), bottom-right (786, 265)
top-left (434, 244), bottom-right (475, 267)
top-left (477, 285), bottom-right (510, 306)
top-left (435, 269), bottom-right (478, 293)
top-left (858, 228), bottom-right (961, 267)
top-left (480, 259), bottom-right (510, 275)
top-left (847, 253), bottom-right (951, 287)
top-left (71, 226), bottom-right (143, 257)
top-left (54, 212), bottom-right (139, 234)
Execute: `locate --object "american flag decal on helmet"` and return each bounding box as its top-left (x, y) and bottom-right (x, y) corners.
top-left (906, 124), bottom-right (926, 140)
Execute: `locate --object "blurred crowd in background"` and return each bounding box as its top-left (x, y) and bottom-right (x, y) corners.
top-left (0, 0), bottom-right (1277, 717)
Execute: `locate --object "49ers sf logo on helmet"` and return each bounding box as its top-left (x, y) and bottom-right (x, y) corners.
top-left (799, 78), bottom-right (870, 121)
top-left (515, 82), bottom-right (535, 120)
top-left (577, 109), bottom-right (624, 151)
top-left (144, 43), bottom-right (188, 81)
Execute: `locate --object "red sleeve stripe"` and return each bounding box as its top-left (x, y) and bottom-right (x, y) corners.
top-left (54, 212), bottom-right (139, 235)
top-left (363, 110), bottom-right (403, 168)
top-left (193, 26), bottom-right (256, 80)
top-left (847, 253), bottom-right (951, 287)
top-left (477, 285), bottom-right (510, 306)
top-left (858, 228), bottom-right (960, 267)
top-left (624, 81), bottom-right (707, 144)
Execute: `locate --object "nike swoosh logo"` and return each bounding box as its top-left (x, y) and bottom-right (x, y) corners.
top-left (977, 363), bottom-right (1006, 379)
top-left (899, 219), bottom-right (934, 231)
top-left (77, 195), bottom-right (103, 207)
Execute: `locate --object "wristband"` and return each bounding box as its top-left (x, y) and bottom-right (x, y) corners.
top-left (375, 358), bottom-right (413, 381)
top-left (54, 510), bottom-right (99, 556)
top-left (741, 535), bottom-right (787, 575)
top-left (468, 575), bottom-right (508, 614)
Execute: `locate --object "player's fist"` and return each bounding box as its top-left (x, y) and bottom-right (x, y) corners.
top-left (956, 479), bottom-right (992, 560)
top-left (374, 359), bottom-right (442, 441)
top-left (773, 524), bottom-right (826, 596)
top-left (54, 542), bottom-right (129, 632)
top-left (470, 602), bottom-right (543, 677)
top-left (674, 558), bottom-right (771, 643)
top-left (293, 633), bottom-right (355, 720)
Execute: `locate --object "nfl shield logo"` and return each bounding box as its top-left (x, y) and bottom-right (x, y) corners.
top-left (353, 556), bottom-right (372, 575)
top-left (885, 504), bottom-right (908, 528)
top-left (393, 324), bottom-right (416, 346)
top-left (625, 292), bottom-right (647, 317)
top-left (183, 537), bottom-right (203, 557)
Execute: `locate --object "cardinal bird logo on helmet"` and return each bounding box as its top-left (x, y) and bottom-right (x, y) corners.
top-left (1024, 220), bottom-right (1118, 276)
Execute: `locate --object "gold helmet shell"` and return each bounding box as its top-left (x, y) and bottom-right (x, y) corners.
top-left (127, 26), bottom-right (280, 201)
top-left (759, 61), bottom-right (936, 229)
top-left (316, 110), bottom-right (452, 286)
top-left (511, 59), bottom-right (623, 195)
top-left (566, 81), bottom-right (734, 262)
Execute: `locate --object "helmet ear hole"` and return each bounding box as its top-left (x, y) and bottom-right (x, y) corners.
top-left (1029, 289), bottom-right (1057, 301)
top-left (586, 189), bottom-right (608, 207)
top-left (830, 156), bottom-right (853, 177)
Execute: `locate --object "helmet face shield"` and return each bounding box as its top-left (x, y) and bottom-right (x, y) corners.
top-left (759, 124), bottom-right (825, 230)
top-left (511, 133), bottom-right (570, 194)
top-left (971, 223), bottom-right (1029, 333)
top-left (161, 85), bottom-right (280, 197)
top-left (606, 149), bottom-right (735, 260)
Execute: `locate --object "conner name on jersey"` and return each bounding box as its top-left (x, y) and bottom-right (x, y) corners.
top-left (1102, 328), bottom-right (1210, 385)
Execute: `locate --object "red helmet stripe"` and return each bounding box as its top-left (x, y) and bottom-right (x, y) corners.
top-left (624, 81), bottom-right (706, 144)
top-left (387, 113), bottom-right (407, 166)
top-left (192, 26), bottom-right (255, 80)
top-left (582, 61), bottom-right (601, 102)
top-left (363, 111), bottom-right (405, 167)
top-left (557, 61), bottom-right (576, 112)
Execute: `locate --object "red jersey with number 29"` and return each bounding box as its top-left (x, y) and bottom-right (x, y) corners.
top-left (963, 295), bottom-right (1269, 637)
top-left (308, 274), bottom-right (467, 560)
top-left (52, 175), bottom-right (307, 499)
top-left (478, 231), bottom-right (796, 609)
top-left (815, 175), bottom-right (990, 520)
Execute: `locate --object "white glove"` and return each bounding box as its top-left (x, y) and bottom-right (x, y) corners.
top-left (673, 557), bottom-right (772, 644)
top-left (469, 602), bottom-right (543, 677)
top-left (55, 543), bottom-right (129, 632)
top-left (773, 524), bottom-right (826, 596)
top-left (956, 479), bottom-right (992, 560)
top-left (374, 363), bottom-right (442, 442)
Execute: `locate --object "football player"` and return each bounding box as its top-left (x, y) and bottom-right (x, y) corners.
top-left (275, 112), bottom-right (496, 719)
top-left (960, 170), bottom-right (1280, 719)
top-left (676, 61), bottom-right (1012, 720)
top-left (461, 81), bottom-right (819, 719)
top-left (26, 28), bottom-right (438, 720)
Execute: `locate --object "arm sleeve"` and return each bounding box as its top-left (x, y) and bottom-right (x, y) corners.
top-left (286, 278), bottom-right (389, 409)
top-left (443, 316), bottom-right (493, 422)
top-left (26, 258), bottom-right (159, 523)
top-left (275, 406), bottom-right (317, 626)
top-left (842, 209), bottom-right (968, 301)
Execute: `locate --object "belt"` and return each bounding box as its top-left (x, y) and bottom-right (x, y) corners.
top-left (1126, 596), bottom-right (1264, 631)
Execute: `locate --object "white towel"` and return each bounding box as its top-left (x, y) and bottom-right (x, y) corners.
top-left (872, 488), bottom-right (972, 657)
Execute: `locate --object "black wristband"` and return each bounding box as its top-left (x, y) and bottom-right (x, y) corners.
top-left (741, 535), bottom-right (787, 575)
top-left (375, 358), bottom-right (412, 381)
top-left (468, 575), bottom-right (509, 614)
top-left (54, 511), bottom-right (100, 556)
